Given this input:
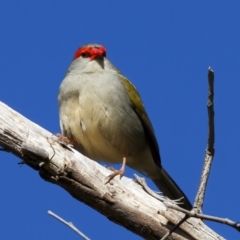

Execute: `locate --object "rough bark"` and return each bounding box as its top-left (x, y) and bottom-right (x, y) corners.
top-left (0, 101), bottom-right (224, 240)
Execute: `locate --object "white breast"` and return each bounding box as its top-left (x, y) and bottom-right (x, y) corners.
top-left (59, 58), bottom-right (146, 164)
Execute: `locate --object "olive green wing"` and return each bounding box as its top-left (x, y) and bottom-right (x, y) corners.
top-left (120, 76), bottom-right (161, 165)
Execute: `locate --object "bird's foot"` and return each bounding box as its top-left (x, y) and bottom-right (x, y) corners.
top-left (55, 134), bottom-right (74, 145)
top-left (106, 167), bottom-right (125, 184)
top-left (105, 157), bottom-right (126, 184)
top-left (54, 133), bottom-right (75, 152)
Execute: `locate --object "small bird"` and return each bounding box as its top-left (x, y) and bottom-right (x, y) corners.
top-left (58, 43), bottom-right (192, 210)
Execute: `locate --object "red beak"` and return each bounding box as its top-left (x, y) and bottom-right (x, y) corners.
top-left (90, 46), bottom-right (106, 60)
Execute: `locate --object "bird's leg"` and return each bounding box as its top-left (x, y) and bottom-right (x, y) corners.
top-left (106, 157), bottom-right (127, 184)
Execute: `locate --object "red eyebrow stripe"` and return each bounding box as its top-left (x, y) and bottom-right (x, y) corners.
top-left (73, 46), bottom-right (107, 60)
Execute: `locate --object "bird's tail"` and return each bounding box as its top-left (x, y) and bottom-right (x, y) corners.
top-left (152, 166), bottom-right (192, 210)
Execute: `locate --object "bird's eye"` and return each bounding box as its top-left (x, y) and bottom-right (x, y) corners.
top-left (81, 52), bottom-right (87, 57)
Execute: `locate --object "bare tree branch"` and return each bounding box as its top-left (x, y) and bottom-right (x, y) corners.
top-left (135, 174), bottom-right (240, 234)
top-left (161, 215), bottom-right (190, 240)
top-left (48, 210), bottom-right (91, 240)
top-left (161, 67), bottom-right (216, 238)
top-left (0, 101), bottom-right (224, 239)
top-left (165, 203), bottom-right (240, 232)
top-left (194, 67), bottom-right (215, 212)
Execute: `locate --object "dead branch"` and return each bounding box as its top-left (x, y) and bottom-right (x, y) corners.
top-left (48, 210), bottom-right (90, 240)
top-left (162, 67), bottom-right (217, 239)
top-left (165, 203), bottom-right (240, 232)
top-left (194, 67), bottom-right (215, 212)
top-left (0, 101), bottom-right (223, 240)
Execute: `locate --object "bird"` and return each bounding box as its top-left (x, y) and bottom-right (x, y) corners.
top-left (58, 43), bottom-right (192, 210)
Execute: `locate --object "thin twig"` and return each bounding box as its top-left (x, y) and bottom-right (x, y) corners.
top-left (48, 210), bottom-right (91, 240)
top-left (165, 203), bottom-right (240, 232)
top-left (194, 67), bottom-right (215, 213)
top-left (160, 215), bottom-right (189, 240)
top-left (135, 175), bottom-right (190, 238)
top-left (134, 174), bottom-right (184, 206)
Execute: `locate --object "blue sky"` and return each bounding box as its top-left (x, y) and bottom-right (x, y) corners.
top-left (1, 1), bottom-right (240, 239)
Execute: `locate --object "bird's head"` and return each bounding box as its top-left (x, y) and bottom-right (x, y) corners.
top-left (74, 43), bottom-right (106, 61)
top-left (70, 43), bottom-right (107, 72)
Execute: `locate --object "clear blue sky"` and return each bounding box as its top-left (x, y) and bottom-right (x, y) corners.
top-left (1, 1), bottom-right (240, 239)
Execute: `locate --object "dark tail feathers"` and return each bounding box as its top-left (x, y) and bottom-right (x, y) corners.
top-left (152, 167), bottom-right (192, 210)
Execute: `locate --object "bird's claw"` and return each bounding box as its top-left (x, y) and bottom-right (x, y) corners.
top-left (55, 134), bottom-right (74, 146)
top-left (105, 168), bottom-right (125, 185)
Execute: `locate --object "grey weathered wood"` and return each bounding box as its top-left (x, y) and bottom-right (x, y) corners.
top-left (0, 101), bottom-right (224, 240)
